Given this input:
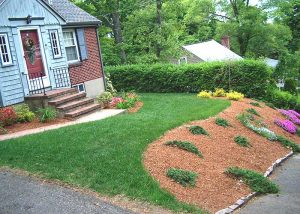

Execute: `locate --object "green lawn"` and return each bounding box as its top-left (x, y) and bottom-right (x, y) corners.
top-left (0, 94), bottom-right (230, 213)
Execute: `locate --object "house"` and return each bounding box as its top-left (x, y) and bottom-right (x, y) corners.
top-left (177, 39), bottom-right (243, 64)
top-left (264, 58), bottom-right (279, 68)
top-left (0, 0), bottom-right (106, 117)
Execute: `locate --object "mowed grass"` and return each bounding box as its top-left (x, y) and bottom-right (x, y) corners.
top-left (0, 94), bottom-right (230, 212)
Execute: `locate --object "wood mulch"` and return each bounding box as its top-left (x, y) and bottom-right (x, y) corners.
top-left (128, 101), bottom-right (144, 113)
top-left (143, 98), bottom-right (300, 213)
top-left (3, 118), bottom-right (69, 135)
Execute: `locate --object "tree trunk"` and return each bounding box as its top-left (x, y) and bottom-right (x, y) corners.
top-left (155, 0), bottom-right (163, 58)
top-left (112, 10), bottom-right (126, 63)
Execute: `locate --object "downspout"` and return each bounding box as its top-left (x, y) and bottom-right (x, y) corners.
top-left (95, 26), bottom-right (107, 90)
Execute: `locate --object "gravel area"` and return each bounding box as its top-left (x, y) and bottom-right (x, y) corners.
top-left (144, 98), bottom-right (300, 213)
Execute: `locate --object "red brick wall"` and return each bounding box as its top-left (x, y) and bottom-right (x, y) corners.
top-left (69, 27), bottom-right (103, 85)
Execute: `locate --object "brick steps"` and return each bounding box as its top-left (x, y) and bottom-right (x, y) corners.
top-left (46, 88), bottom-right (77, 99)
top-left (56, 98), bottom-right (94, 112)
top-left (49, 93), bottom-right (87, 106)
top-left (65, 104), bottom-right (101, 118)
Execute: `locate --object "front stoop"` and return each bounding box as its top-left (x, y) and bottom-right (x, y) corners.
top-left (25, 88), bottom-right (101, 119)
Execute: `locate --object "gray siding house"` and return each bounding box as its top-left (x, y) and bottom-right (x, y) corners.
top-left (0, 0), bottom-right (105, 109)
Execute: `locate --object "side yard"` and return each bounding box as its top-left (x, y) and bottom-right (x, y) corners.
top-left (0, 93), bottom-right (230, 213)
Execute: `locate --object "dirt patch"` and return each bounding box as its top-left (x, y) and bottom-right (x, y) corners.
top-left (128, 101), bottom-right (144, 113)
top-left (144, 98), bottom-right (300, 213)
top-left (2, 118), bottom-right (69, 135)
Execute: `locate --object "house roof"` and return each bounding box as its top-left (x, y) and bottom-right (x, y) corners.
top-left (183, 40), bottom-right (243, 62)
top-left (265, 58), bottom-right (279, 68)
top-left (44, 0), bottom-right (100, 25)
top-left (0, 0), bottom-right (100, 25)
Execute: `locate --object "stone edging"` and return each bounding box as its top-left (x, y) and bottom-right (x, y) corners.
top-left (215, 151), bottom-right (294, 214)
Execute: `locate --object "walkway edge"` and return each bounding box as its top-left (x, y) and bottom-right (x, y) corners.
top-left (215, 151), bottom-right (294, 214)
top-left (0, 110), bottom-right (126, 142)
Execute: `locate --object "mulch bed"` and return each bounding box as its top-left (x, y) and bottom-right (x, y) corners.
top-left (3, 118), bottom-right (69, 134)
top-left (128, 101), bottom-right (144, 113)
top-left (143, 98), bottom-right (300, 213)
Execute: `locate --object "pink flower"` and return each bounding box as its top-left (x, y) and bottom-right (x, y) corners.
top-left (274, 119), bottom-right (297, 134)
top-left (288, 110), bottom-right (300, 118)
top-left (279, 109), bottom-right (300, 125)
top-left (110, 97), bottom-right (124, 107)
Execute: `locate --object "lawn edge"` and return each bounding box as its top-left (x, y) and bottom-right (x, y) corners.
top-left (215, 151), bottom-right (294, 214)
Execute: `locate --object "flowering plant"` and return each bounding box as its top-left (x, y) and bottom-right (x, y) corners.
top-left (110, 97), bottom-right (124, 108)
top-left (279, 109), bottom-right (300, 125)
top-left (197, 90), bottom-right (211, 98)
top-left (213, 88), bottom-right (226, 97)
top-left (0, 107), bottom-right (17, 126)
top-left (288, 110), bottom-right (300, 118)
top-left (275, 119), bottom-right (297, 134)
top-left (226, 91), bottom-right (244, 101)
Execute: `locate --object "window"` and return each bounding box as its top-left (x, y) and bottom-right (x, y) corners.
top-left (74, 83), bottom-right (85, 92)
top-left (178, 56), bottom-right (187, 65)
top-left (0, 34), bottom-right (12, 66)
top-left (63, 30), bottom-right (79, 63)
top-left (50, 30), bottom-right (62, 58)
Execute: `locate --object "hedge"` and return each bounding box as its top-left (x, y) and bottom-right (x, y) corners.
top-left (106, 60), bottom-right (272, 98)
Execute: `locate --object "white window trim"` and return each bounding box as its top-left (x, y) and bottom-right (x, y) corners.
top-left (0, 33), bottom-right (13, 66)
top-left (63, 29), bottom-right (80, 64)
top-left (178, 56), bottom-right (188, 65)
top-left (73, 83), bottom-right (86, 92)
top-left (49, 30), bottom-right (62, 59)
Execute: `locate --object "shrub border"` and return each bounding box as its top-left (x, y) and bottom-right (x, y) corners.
top-left (216, 151), bottom-right (293, 214)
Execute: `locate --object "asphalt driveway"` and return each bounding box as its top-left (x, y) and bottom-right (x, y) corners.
top-left (237, 154), bottom-right (300, 214)
top-left (0, 170), bottom-right (133, 214)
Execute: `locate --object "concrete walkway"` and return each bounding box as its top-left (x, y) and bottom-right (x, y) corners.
top-left (237, 154), bottom-right (300, 214)
top-left (0, 109), bottom-right (125, 141)
top-left (0, 170), bottom-right (133, 214)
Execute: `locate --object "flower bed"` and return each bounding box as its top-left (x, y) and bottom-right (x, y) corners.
top-left (279, 109), bottom-right (300, 125)
top-left (274, 119), bottom-right (297, 134)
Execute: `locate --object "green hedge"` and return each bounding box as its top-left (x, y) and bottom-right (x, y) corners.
top-left (107, 60), bottom-right (272, 98)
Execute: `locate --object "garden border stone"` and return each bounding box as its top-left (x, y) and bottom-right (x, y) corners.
top-left (215, 151), bottom-right (294, 214)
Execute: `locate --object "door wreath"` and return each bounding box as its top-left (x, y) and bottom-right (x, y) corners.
top-left (23, 35), bottom-right (36, 65)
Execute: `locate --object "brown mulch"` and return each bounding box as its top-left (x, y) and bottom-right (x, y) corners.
top-left (3, 118), bottom-right (69, 134)
top-left (143, 98), bottom-right (300, 213)
top-left (128, 101), bottom-right (144, 113)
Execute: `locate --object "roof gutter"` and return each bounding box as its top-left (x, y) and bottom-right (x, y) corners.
top-left (95, 27), bottom-right (107, 90)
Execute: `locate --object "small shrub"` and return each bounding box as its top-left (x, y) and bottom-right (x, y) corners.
top-left (167, 168), bottom-right (198, 187)
top-left (264, 89), bottom-right (297, 109)
top-left (279, 109), bottom-right (300, 125)
top-left (276, 136), bottom-right (300, 153)
top-left (197, 90), bottom-right (211, 98)
top-left (13, 104), bottom-right (35, 122)
top-left (0, 125), bottom-right (7, 135)
top-left (237, 113), bottom-right (277, 141)
top-left (189, 126), bottom-right (208, 135)
top-left (213, 88), bottom-right (226, 97)
top-left (226, 91), bottom-right (244, 101)
top-left (265, 102), bottom-right (276, 109)
top-left (97, 92), bottom-right (113, 108)
top-left (0, 107), bottom-right (17, 126)
top-left (165, 141), bottom-right (203, 157)
top-left (283, 78), bottom-right (297, 95)
top-left (247, 108), bottom-right (260, 117)
top-left (250, 102), bottom-right (262, 107)
top-left (226, 167), bottom-right (279, 194)
top-left (234, 135), bottom-right (250, 147)
top-left (215, 118), bottom-right (230, 127)
top-left (37, 107), bottom-right (57, 123)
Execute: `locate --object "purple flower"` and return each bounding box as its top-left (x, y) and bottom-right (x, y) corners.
top-left (288, 110), bottom-right (300, 118)
top-left (274, 119), bottom-right (297, 134)
top-left (279, 109), bottom-right (300, 125)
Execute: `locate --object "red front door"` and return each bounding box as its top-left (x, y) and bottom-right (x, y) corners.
top-left (21, 30), bottom-right (45, 79)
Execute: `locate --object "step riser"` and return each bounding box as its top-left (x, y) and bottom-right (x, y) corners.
top-left (57, 99), bottom-right (95, 114)
top-left (65, 104), bottom-right (100, 118)
top-left (47, 88), bottom-right (78, 100)
top-left (48, 93), bottom-right (86, 106)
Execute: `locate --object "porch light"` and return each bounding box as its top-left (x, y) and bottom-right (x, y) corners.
top-left (26, 15), bottom-right (32, 24)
